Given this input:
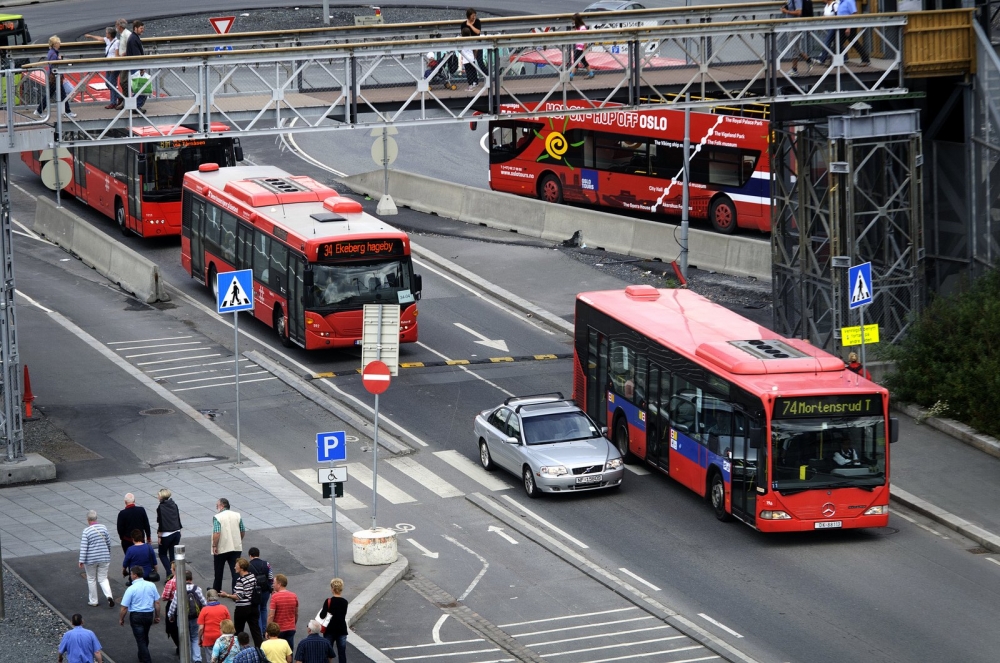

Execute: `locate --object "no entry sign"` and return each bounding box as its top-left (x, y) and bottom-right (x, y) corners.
top-left (362, 360), bottom-right (391, 395)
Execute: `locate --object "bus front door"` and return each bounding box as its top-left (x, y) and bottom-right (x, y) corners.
top-left (126, 149), bottom-right (142, 233)
top-left (729, 411), bottom-right (756, 525)
top-left (287, 254), bottom-right (305, 345)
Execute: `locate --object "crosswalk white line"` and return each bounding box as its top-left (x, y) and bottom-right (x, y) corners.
top-left (172, 377), bottom-right (277, 392)
top-left (126, 347), bottom-right (208, 359)
top-left (137, 353), bottom-right (222, 366)
top-left (433, 450), bottom-right (510, 492)
top-left (385, 456), bottom-right (464, 499)
top-left (175, 371), bottom-right (268, 384)
top-left (114, 341), bottom-right (203, 352)
top-left (290, 469), bottom-right (366, 511)
top-left (107, 335), bottom-right (193, 344)
top-left (147, 358), bottom-right (251, 373)
top-left (347, 462), bottom-right (417, 504)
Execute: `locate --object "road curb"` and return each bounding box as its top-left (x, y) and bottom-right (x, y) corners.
top-left (465, 492), bottom-right (760, 663)
top-left (890, 487), bottom-right (1000, 553)
top-left (411, 241), bottom-right (574, 336)
top-left (893, 402), bottom-right (1000, 460)
top-left (246, 350), bottom-right (411, 455)
top-left (1, 561), bottom-right (119, 663)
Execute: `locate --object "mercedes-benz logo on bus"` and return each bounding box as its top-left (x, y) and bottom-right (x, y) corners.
top-left (822, 503), bottom-right (837, 518)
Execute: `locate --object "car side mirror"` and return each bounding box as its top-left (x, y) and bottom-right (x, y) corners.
top-left (889, 417), bottom-right (899, 444)
top-left (506, 436), bottom-right (519, 445)
top-left (600, 426), bottom-right (608, 437)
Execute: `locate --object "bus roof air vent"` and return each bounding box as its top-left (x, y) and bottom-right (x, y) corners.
top-left (624, 284), bottom-right (660, 301)
top-left (730, 339), bottom-right (808, 360)
top-left (249, 177), bottom-right (311, 194)
top-left (310, 212), bottom-right (347, 223)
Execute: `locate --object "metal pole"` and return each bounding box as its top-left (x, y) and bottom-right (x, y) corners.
top-left (234, 311), bottom-right (241, 465)
top-left (175, 545), bottom-right (191, 663)
top-left (54, 77), bottom-right (62, 207)
top-left (382, 127), bottom-right (389, 200)
top-left (323, 0), bottom-right (330, 25)
top-left (859, 305), bottom-right (867, 379)
top-left (371, 304), bottom-right (383, 531)
top-left (0, 530), bottom-right (6, 620)
top-left (680, 94), bottom-right (691, 280)
top-left (0, 153), bottom-right (22, 463)
top-left (331, 471), bottom-right (339, 579)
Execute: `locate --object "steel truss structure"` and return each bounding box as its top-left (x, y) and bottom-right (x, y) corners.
top-left (772, 107), bottom-right (924, 355)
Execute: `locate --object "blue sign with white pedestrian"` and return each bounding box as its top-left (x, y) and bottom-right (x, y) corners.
top-left (217, 269), bottom-right (254, 314)
top-left (317, 431), bottom-right (347, 463)
top-left (848, 262), bottom-right (873, 310)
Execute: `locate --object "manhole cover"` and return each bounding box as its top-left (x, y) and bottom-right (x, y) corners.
top-left (140, 408), bottom-right (174, 416)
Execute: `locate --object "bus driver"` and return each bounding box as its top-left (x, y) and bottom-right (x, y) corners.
top-left (832, 435), bottom-right (861, 466)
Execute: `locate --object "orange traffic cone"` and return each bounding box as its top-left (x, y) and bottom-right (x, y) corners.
top-left (22, 364), bottom-right (35, 418)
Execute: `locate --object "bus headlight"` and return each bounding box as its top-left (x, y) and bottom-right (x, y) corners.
top-left (864, 505), bottom-right (888, 516)
top-left (539, 465), bottom-right (568, 477)
top-left (605, 458), bottom-right (623, 471)
top-left (760, 510), bottom-right (791, 520)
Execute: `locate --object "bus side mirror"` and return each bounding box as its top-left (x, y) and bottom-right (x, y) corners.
top-left (303, 268), bottom-right (314, 288)
top-left (413, 273), bottom-right (422, 300)
top-left (749, 426), bottom-right (764, 451)
top-left (234, 139), bottom-right (244, 162)
top-left (890, 417), bottom-right (899, 444)
top-left (137, 153), bottom-right (153, 180)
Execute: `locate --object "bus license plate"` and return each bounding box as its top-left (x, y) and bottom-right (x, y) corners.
top-left (576, 474), bottom-right (602, 484)
top-left (814, 521), bottom-right (842, 529)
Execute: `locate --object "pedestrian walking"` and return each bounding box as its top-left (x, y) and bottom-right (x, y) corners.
top-left (162, 561), bottom-right (180, 654)
top-left (267, 574), bottom-right (299, 650)
top-left (119, 565), bottom-right (161, 663)
top-left (116, 492), bottom-right (151, 554)
top-left (122, 529), bottom-right (159, 582)
top-left (318, 578), bottom-right (348, 663)
top-left (212, 497), bottom-right (245, 592)
top-left (248, 547), bottom-right (273, 637)
top-left (79, 510), bottom-right (115, 608)
top-left (156, 487), bottom-right (183, 578)
top-left (114, 18), bottom-right (131, 108)
top-left (835, 0), bottom-right (869, 65)
top-left (261, 623), bottom-right (293, 663)
top-left (220, 557), bottom-right (263, 648)
top-left (125, 19), bottom-right (147, 109)
top-left (570, 14), bottom-right (594, 80)
top-left (33, 36), bottom-right (75, 118)
top-left (87, 26), bottom-right (121, 108)
top-left (460, 24), bottom-right (479, 90)
top-left (198, 589), bottom-right (232, 663)
top-left (293, 621), bottom-right (335, 663)
top-left (168, 570), bottom-right (208, 662)
top-left (781, 0), bottom-right (815, 75)
top-left (59, 614), bottom-right (104, 663)
top-left (845, 351), bottom-right (872, 380)
top-left (212, 619), bottom-right (242, 663)
top-left (233, 632), bottom-right (267, 663)
top-left (463, 8), bottom-right (486, 79)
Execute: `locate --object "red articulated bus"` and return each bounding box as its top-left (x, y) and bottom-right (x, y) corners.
top-left (22, 125), bottom-right (242, 237)
top-left (181, 164), bottom-right (422, 350)
top-left (489, 100), bottom-right (770, 234)
top-left (574, 285), bottom-right (897, 532)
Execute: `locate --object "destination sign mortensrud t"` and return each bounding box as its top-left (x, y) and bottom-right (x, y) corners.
top-left (773, 395), bottom-right (883, 419)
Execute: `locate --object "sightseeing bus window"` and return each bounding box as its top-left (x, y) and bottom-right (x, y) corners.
top-left (651, 139), bottom-right (684, 178)
top-left (742, 151), bottom-right (759, 183)
top-left (219, 212), bottom-right (237, 264)
top-left (595, 134), bottom-right (647, 173)
top-left (252, 231), bottom-right (270, 284)
top-left (707, 150), bottom-right (740, 187)
top-left (489, 121), bottom-right (541, 163)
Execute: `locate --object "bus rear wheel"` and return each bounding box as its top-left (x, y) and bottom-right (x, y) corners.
top-left (709, 196), bottom-right (737, 235)
top-left (539, 174), bottom-right (563, 204)
top-left (710, 471), bottom-right (732, 522)
top-left (115, 199), bottom-right (128, 236)
top-left (274, 307), bottom-right (293, 348)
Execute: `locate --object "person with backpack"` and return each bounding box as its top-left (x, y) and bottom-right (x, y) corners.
top-left (220, 558), bottom-right (263, 648)
top-left (781, 0), bottom-right (814, 75)
top-left (233, 632), bottom-right (268, 663)
top-left (247, 548), bottom-right (274, 639)
top-left (167, 570), bottom-right (207, 662)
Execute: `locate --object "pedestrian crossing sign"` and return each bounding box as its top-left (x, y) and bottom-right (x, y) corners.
top-left (848, 262), bottom-right (873, 310)
top-left (217, 269), bottom-right (254, 314)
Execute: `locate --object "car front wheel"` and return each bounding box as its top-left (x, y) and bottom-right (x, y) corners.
top-left (523, 466), bottom-right (539, 498)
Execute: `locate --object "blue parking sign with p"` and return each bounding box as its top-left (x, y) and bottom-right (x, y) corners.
top-left (217, 269), bottom-right (254, 314)
top-left (317, 431), bottom-right (347, 463)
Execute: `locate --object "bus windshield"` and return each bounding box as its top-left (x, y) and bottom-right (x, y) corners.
top-left (772, 416), bottom-right (886, 493)
top-left (309, 259), bottom-right (415, 311)
top-left (144, 141), bottom-right (235, 200)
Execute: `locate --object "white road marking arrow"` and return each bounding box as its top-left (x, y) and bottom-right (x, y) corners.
top-left (488, 525), bottom-right (519, 545)
top-left (453, 323), bottom-right (509, 353)
top-left (406, 538), bottom-right (439, 559)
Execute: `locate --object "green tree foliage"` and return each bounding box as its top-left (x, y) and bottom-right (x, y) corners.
top-left (883, 269), bottom-right (1000, 437)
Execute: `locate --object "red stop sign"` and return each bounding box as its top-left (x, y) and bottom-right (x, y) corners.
top-left (362, 360), bottom-right (391, 395)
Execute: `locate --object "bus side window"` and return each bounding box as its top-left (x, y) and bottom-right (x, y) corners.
top-left (252, 230), bottom-right (270, 284)
top-left (219, 212), bottom-right (237, 264)
top-left (668, 375), bottom-right (698, 435)
top-left (236, 223), bottom-right (253, 271)
top-left (270, 241), bottom-right (288, 294)
top-left (203, 204), bottom-right (221, 249)
top-left (609, 341), bottom-right (635, 398)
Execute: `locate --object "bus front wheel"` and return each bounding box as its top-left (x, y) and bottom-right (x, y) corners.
top-left (274, 307), bottom-right (292, 348)
top-left (539, 174), bottom-right (563, 204)
top-left (710, 471), bottom-right (732, 522)
top-left (115, 199), bottom-right (128, 236)
top-left (614, 417), bottom-right (634, 463)
top-left (208, 265), bottom-right (218, 300)
top-left (709, 196), bottom-right (738, 235)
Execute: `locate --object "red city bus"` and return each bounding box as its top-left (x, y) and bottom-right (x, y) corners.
top-left (489, 101), bottom-right (770, 234)
top-left (22, 125), bottom-right (242, 237)
top-left (181, 164), bottom-right (422, 349)
top-left (574, 285), bottom-right (897, 532)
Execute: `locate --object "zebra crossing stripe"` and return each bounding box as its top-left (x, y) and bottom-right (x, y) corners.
top-left (385, 456), bottom-right (464, 499)
top-left (347, 462), bottom-right (417, 504)
top-left (434, 450), bottom-right (511, 492)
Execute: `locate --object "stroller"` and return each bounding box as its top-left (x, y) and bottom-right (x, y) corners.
top-left (423, 51), bottom-right (459, 90)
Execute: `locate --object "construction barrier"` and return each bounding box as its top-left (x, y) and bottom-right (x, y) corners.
top-left (340, 170), bottom-right (771, 281)
top-left (33, 196), bottom-right (169, 303)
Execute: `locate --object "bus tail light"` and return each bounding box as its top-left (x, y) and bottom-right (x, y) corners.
top-left (760, 510), bottom-right (791, 520)
top-left (864, 505), bottom-right (888, 516)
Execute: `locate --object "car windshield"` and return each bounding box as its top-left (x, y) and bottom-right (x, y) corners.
top-left (771, 416), bottom-right (886, 493)
top-left (309, 259), bottom-right (415, 311)
top-left (522, 411), bottom-right (601, 445)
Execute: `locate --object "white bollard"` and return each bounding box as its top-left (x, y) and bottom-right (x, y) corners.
top-left (352, 527), bottom-right (398, 565)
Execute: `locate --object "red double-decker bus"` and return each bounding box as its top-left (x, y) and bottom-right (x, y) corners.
top-left (181, 164), bottom-right (422, 349)
top-left (489, 101), bottom-right (770, 234)
top-left (574, 285), bottom-right (897, 532)
top-left (22, 125), bottom-right (242, 237)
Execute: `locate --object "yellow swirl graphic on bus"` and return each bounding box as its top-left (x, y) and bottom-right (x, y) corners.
top-left (545, 131), bottom-right (568, 159)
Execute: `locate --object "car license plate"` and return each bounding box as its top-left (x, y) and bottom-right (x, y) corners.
top-left (814, 521), bottom-right (842, 529)
top-left (576, 474), bottom-right (602, 484)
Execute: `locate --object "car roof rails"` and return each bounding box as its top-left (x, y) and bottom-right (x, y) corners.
top-left (515, 398), bottom-right (578, 415)
top-left (503, 392), bottom-right (564, 406)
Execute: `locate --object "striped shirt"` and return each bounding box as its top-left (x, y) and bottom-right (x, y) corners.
top-left (268, 589), bottom-right (298, 631)
top-left (79, 523), bottom-right (112, 565)
top-left (233, 573), bottom-right (255, 607)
